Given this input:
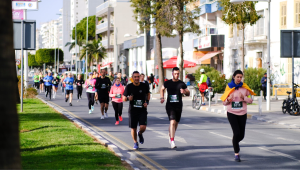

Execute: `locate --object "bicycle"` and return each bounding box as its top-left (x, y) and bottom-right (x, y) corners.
top-left (282, 83), bottom-right (300, 115)
top-left (192, 86), bottom-right (202, 110)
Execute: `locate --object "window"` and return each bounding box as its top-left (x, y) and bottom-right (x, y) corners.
top-left (256, 11), bottom-right (264, 35)
top-left (295, 0), bottom-right (300, 27)
top-left (280, 1), bottom-right (287, 29)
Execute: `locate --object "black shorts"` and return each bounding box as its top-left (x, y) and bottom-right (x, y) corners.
top-left (39, 80), bottom-right (44, 84)
top-left (128, 111), bottom-right (148, 128)
top-left (66, 90), bottom-right (73, 94)
top-left (98, 95), bottom-right (109, 104)
top-left (166, 105), bottom-right (182, 122)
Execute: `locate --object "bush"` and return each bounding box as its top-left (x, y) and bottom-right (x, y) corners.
top-left (194, 66), bottom-right (227, 93)
top-left (244, 68), bottom-right (266, 95)
top-left (18, 78), bottom-right (38, 98)
top-left (28, 53), bottom-right (40, 67)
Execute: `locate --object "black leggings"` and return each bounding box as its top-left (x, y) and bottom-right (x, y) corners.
top-left (227, 112), bottom-right (247, 153)
top-left (45, 86), bottom-right (52, 99)
top-left (34, 82), bottom-right (39, 89)
top-left (77, 86), bottom-right (83, 99)
top-left (112, 102), bottom-right (123, 121)
top-left (86, 92), bottom-right (95, 109)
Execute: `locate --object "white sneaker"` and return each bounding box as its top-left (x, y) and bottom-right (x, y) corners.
top-left (101, 115), bottom-right (104, 119)
top-left (89, 110), bottom-right (92, 114)
top-left (91, 105), bottom-right (94, 112)
top-left (105, 112), bottom-right (108, 118)
top-left (170, 141), bottom-right (177, 149)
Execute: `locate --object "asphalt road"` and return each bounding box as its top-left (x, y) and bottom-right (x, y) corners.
top-left (37, 86), bottom-right (300, 170)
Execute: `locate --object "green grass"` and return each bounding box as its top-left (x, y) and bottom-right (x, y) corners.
top-left (19, 99), bottom-right (128, 170)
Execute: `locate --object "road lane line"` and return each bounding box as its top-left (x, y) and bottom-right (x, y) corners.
top-left (46, 100), bottom-right (167, 170)
top-left (136, 158), bottom-right (158, 170)
top-left (277, 137), bottom-right (300, 143)
top-left (258, 147), bottom-right (300, 163)
top-left (147, 127), bottom-right (187, 143)
top-left (209, 132), bottom-right (246, 143)
top-left (182, 124), bottom-right (193, 128)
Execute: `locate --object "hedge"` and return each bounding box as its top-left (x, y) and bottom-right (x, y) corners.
top-left (35, 49), bottom-right (64, 65)
top-left (28, 53), bottom-right (40, 67)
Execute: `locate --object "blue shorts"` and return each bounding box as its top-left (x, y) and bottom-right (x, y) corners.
top-left (52, 84), bottom-right (58, 88)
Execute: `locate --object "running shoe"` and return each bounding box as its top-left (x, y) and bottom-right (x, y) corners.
top-left (100, 115), bottom-right (104, 119)
top-left (105, 112), bottom-right (108, 118)
top-left (95, 100), bottom-right (98, 105)
top-left (119, 116), bottom-right (123, 121)
top-left (69, 103), bottom-right (72, 106)
top-left (137, 131), bottom-right (144, 144)
top-left (89, 110), bottom-right (92, 114)
top-left (65, 98), bottom-right (68, 102)
top-left (115, 121), bottom-right (119, 125)
top-left (170, 141), bottom-right (177, 149)
top-left (46, 93), bottom-right (47, 97)
top-left (235, 155), bottom-right (241, 162)
top-left (91, 105), bottom-right (94, 112)
top-left (202, 103), bottom-right (206, 106)
top-left (133, 142), bottom-right (139, 150)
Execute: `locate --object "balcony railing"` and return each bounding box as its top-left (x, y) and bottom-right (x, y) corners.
top-left (101, 39), bottom-right (108, 46)
top-left (96, 22), bottom-right (108, 30)
top-left (96, 0), bottom-right (116, 13)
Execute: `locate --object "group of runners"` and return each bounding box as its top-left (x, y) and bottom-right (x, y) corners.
top-left (33, 67), bottom-right (254, 162)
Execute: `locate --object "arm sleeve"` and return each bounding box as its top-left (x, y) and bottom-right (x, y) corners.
top-left (163, 81), bottom-right (168, 89)
top-left (261, 78), bottom-right (264, 84)
top-left (109, 87), bottom-right (115, 97)
top-left (200, 75), bottom-right (204, 83)
top-left (182, 82), bottom-right (187, 89)
top-left (123, 86), bottom-right (129, 97)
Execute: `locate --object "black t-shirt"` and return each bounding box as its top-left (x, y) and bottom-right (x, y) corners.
top-left (75, 79), bottom-right (84, 86)
top-left (124, 83), bottom-right (150, 113)
top-left (95, 77), bottom-right (111, 94)
top-left (52, 78), bottom-right (60, 85)
top-left (164, 79), bottom-right (187, 108)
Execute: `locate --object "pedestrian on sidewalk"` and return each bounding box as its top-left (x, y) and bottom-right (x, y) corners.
top-left (198, 69), bottom-right (208, 105)
top-left (260, 73), bottom-right (270, 100)
top-left (221, 70), bottom-right (256, 162)
top-left (109, 77), bottom-right (124, 125)
top-left (160, 67), bottom-right (190, 149)
top-left (85, 73), bottom-right (96, 114)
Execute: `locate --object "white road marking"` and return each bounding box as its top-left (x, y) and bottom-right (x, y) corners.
top-left (209, 132), bottom-right (246, 143)
top-left (277, 137), bottom-right (300, 143)
top-left (258, 147), bottom-right (300, 163)
top-left (147, 127), bottom-right (187, 143)
top-left (182, 124), bottom-right (193, 128)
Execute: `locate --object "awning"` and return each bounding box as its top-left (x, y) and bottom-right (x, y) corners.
top-left (198, 51), bottom-right (222, 63)
top-left (101, 62), bottom-right (113, 69)
top-left (156, 56), bottom-right (197, 69)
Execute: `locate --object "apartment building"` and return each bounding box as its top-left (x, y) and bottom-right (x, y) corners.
top-left (40, 20), bottom-right (60, 49)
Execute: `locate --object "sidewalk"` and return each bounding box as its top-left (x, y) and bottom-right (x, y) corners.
top-left (151, 93), bottom-right (300, 128)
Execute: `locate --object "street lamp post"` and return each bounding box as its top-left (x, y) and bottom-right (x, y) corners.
top-left (86, 0), bottom-right (89, 80)
top-left (230, 0), bottom-right (271, 111)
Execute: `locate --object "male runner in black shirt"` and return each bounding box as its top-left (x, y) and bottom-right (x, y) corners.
top-left (123, 71), bottom-right (150, 150)
top-left (95, 69), bottom-right (111, 119)
top-left (160, 67), bottom-right (190, 149)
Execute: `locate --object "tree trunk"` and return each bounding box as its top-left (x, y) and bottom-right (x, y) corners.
top-left (0, 1), bottom-right (21, 169)
top-left (179, 31), bottom-right (184, 80)
top-left (241, 25), bottom-right (245, 73)
top-left (156, 32), bottom-right (164, 91)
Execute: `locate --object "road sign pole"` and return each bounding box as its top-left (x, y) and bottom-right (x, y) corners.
top-left (292, 31), bottom-right (294, 101)
top-left (20, 20), bottom-right (24, 112)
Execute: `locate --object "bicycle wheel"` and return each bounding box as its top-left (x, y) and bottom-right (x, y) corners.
top-left (192, 94), bottom-right (197, 109)
top-left (289, 102), bottom-right (299, 115)
top-left (195, 95), bottom-right (202, 110)
top-left (282, 100), bottom-right (287, 114)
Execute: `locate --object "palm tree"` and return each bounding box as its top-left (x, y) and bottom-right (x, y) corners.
top-left (0, 1), bottom-right (21, 168)
top-left (80, 39), bottom-right (107, 70)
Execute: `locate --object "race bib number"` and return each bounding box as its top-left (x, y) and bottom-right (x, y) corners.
top-left (88, 85), bottom-right (93, 89)
top-left (101, 84), bottom-right (106, 89)
top-left (232, 102), bottom-right (243, 109)
top-left (53, 81), bottom-right (57, 84)
top-left (69, 82), bottom-right (73, 85)
top-left (133, 100), bottom-right (143, 108)
top-left (35, 78), bottom-right (38, 81)
top-left (169, 95), bottom-right (179, 102)
top-left (115, 94), bottom-right (121, 98)
top-left (77, 83), bottom-right (81, 86)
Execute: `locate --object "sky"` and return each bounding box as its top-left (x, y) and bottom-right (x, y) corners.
top-left (27, 0), bottom-right (63, 29)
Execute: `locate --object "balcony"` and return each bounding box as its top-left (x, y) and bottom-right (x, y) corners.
top-left (200, 0), bottom-right (216, 5)
top-left (101, 39), bottom-right (108, 47)
top-left (97, 22), bottom-right (108, 31)
top-left (96, 0), bottom-right (116, 14)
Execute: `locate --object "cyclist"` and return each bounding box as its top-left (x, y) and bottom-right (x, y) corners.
top-left (221, 70), bottom-right (256, 162)
top-left (198, 69), bottom-right (208, 105)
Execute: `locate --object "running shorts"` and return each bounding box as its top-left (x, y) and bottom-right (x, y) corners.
top-left (52, 84), bottom-right (58, 88)
top-left (166, 105), bottom-right (182, 122)
top-left (40, 80), bottom-right (44, 84)
top-left (66, 90), bottom-right (73, 94)
top-left (98, 95), bottom-right (109, 104)
top-left (128, 111), bottom-right (148, 128)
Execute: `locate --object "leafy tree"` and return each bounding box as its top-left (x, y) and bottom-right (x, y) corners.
top-left (80, 39), bottom-right (107, 70)
top-left (28, 53), bottom-right (40, 67)
top-left (162, 0), bottom-right (201, 80)
top-left (244, 67), bottom-right (266, 95)
top-left (220, 0), bottom-right (261, 72)
top-left (72, 15), bottom-right (97, 42)
top-left (35, 49), bottom-right (64, 65)
top-left (131, 0), bottom-right (174, 90)
top-left (0, 0), bottom-right (21, 168)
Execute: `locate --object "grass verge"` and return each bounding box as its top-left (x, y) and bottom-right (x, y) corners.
top-left (19, 99), bottom-right (129, 170)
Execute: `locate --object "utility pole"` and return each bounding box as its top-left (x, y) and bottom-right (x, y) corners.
top-left (86, 0), bottom-right (89, 79)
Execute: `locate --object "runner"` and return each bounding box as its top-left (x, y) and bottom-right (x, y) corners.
top-left (44, 72), bottom-right (53, 100)
top-left (61, 73), bottom-right (67, 95)
top-left (221, 70), bottom-right (256, 162)
top-left (75, 74), bottom-right (84, 102)
top-left (140, 73), bottom-right (150, 90)
top-left (123, 71), bottom-right (150, 150)
top-left (52, 73), bottom-right (60, 99)
top-left (160, 67), bottom-right (190, 149)
top-left (39, 72), bottom-right (44, 93)
top-left (44, 73), bottom-right (48, 92)
top-left (33, 72), bottom-right (40, 90)
top-left (198, 69), bottom-right (208, 105)
top-left (94, 72), bottom-right (99, 105)
top-left (63, 73), bottom-right (75, 106)
top-left (109, 77), bottom-right (124, 125)
top-left (95, 69), bottom-right (111, 119)
top-left (85, 73), bottom-right (96, 114)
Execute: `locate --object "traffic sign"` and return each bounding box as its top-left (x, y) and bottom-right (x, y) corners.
top-left (16, 59), bottom-right (20, 66)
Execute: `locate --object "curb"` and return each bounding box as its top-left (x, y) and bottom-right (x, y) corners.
top-left (36, 96), bottom-right (140, 170)
top-left (199, 106), bottom-right (300, 128)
